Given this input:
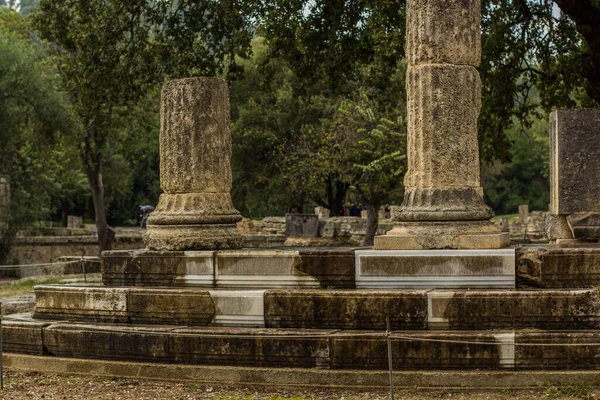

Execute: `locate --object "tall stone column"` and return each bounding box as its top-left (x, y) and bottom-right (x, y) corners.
top-left (144, 78), bottom-right (243, 250)
top-left (375, 0), bottom-right (508, 249)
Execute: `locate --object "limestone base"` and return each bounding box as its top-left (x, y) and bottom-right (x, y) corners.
top-left (373, 221), bottom-right (509, 250)
top-left (144, 224), bottom-right (243, 251)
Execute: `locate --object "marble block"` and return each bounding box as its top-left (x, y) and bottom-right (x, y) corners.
top-left (215, 250), bottom-right (320, 288)
top-left (209, 290), bottom-right (265, 327)
top-left (355, 249), bottom-right (515, 289)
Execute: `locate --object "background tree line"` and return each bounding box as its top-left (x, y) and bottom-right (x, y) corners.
top-left (0, 0), bottom-right (598, 254)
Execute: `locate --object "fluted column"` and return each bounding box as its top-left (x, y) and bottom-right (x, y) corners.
top-left (374, 0), bottom-right (508, 249)
top-left (144, 78), bottom-right (243, 251)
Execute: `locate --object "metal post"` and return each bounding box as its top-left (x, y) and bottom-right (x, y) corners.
top-left (386, 315), bottom-right (395, 400)
top-left (1, 304), bottom-right (4, 390)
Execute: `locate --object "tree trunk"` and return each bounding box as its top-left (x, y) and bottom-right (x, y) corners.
top-left (554, 0), bottom-right (600, 102)
top-left (85, 150), bottom-right (114, 254)
top-left (362, 202), bottom-right (379, 246)
top-left (61, 201), bottom-right (69, 227)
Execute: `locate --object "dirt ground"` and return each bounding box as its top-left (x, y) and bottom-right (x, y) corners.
top-left (0, 371), bottom-right (596, 400)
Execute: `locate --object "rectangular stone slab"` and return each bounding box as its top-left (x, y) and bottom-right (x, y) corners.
top-left (1, 315), bottom-right (51, 355)
top-left (516, 331), bottom-right (600, 370)
top-left (331, 331), bottom-right (504, 370)
top-left (356, 249), bottom-right (515, 289)
top-left (170, 327), bottom-right (333, 368)
top-left (264, 290), bottom-right (428, 330)
top-left (517, 246), bottom-right (600, 288)
top-left (209, 290), bottom-right (265, 327)
top-left (43, 323), bottom-right (171, 362)
top-left (33, 285), bottom-right (215, 325)
top-left (215, 250), bottom-right (320, 288)
top-left (550, 109), bottom-right (600, 214)
top-left (102, 250), bottom-right (214, 286)
top-left (427, 289), bottom-right (600, 330)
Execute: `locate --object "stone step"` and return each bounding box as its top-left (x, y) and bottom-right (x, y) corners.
top-left (33, 285), bottom-right (215, 325)
top-left (102, 249), bottom-right (355, 289)
top-left (355, 249), bottom-right (515, 289)
top-left (32, 286), bottom-right (600, 330)
top-left (517, 246), bottom-right (600, 288)
top-left (4, 314), bottom-right (600, 370)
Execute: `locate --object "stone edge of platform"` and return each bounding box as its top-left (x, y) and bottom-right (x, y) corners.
top-left (4, 353), bottom-right (600, 390)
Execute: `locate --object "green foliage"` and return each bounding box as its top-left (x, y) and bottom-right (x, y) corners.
top-left (544, 381), bottom-right (594, 399)
top-left (482, 118), bottom-right (550, 215)
top-left (0, 8), bottom-right (80, 261)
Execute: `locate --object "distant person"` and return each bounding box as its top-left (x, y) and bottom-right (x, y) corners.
top-left (349, 204), bottom-right (360, 217)
top-left (341, 203), bottom-right (349, 216)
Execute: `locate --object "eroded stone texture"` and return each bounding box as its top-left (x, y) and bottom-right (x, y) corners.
top-left (517, 246), bottom-right (600, 288)
top-left (145, 78), bottom-right (242, 251)
top-left (400, 65), bottom-right (490, 221)
top-left (264, 290), bottom-right (428, 330)
top-left (331, 331), bottom-right (501, 370)
top-left (285, 214), bottom-right (319, 237)
top-left (428, 289), bottom-right (600, 330)
top-left (1, 315), bottom-right (49, 355)
top-left (102, 250), bottom-right (214, 287)
top-left (550, 109), bottom-right (600, 215)
top-left (43, 324), bottom-right (171, 362)
top-left (356, 249), bottom-right (515, 289)
top-left (406, 0), bottom-right (481, 66)
top-left (516, 331), bottom-right (600, 369)
top-left (375, 0), bottom-right (505, 249)
top-left (170, 327), bottom-right (332, 368)
top-left (33, 285), bottom-right (215, 325)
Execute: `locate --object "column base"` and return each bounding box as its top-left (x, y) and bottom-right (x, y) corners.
top-left (144, 224), bottom-right (243, 251)
top-left (374, 221), bottom-right (509, 250)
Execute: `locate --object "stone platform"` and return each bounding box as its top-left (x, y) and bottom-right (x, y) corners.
top-left (5, 244), bottom-right (600, 379)
top-left (5, 314), bottom-right (600, 370)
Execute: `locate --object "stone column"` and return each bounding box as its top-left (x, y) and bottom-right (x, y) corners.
top-left (144, 78), bottom-right (243, 250)
top-left (375, 0), bottom-right (508, 249)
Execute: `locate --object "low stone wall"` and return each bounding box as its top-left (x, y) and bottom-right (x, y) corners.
top-left (8, 235), bottom-right (143, 265)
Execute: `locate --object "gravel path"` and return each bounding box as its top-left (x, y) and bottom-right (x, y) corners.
top-left (0, 371), bottom-right (594, 399)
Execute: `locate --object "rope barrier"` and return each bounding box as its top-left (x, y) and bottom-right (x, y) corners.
top-left (0, 260), bottom-right (82, 270)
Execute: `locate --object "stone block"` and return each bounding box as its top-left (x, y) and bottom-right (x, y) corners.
top-left (33, 285), bottom-right (215, 325)
top-left (170, 327), bottom-right (332, 368)
top-left (127, 288), bottom-right (215, 325)
top-left (331, 331), bottom-right (504, 370)
top-left (43, 324), bottom-right (171, 362)
top-left (406, 0), bottom-right (481, 66)
top-left (34, 285), bottom-right (128, 323)
top-left (66, 215), bottom-right (83, 229)
top-left (209, 290), bottom-right (265, 327)
top-left (550, 109), bottom-right (600, 214)
top-left (518, 205), bottom-right (529, 226)
top-left (427, 289), bottom-right (600, 330)
top-left (294, 248), bottom-right (356, 289)
top-left (517, 246), bottom-right (600, 288)
top-left (569, 213), bottom-right (600, 240)
top-left (356, 249), bottom-right (515, 289)
top-left (102, 250), bottom-right (214, 287)
top-left (516, 331), bottom-right (600, 369)
top-left (264, 290), bottom-right (428, 330)
top-left (403, 64), bottom-right (482, 206)
top-left (2, 315), bottom-right (50, 355)
top-left (214, 250), bottom-right (320, 288)
top-left (285, 213), bottom-right (319, 237)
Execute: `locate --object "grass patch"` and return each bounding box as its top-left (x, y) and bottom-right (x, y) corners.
top-left (0, 277), bottom-right (65, 298)
top-left (545, 382), bottom-right (594, 399)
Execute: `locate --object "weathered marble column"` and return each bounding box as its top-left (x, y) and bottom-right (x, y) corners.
top-left (144, 78), bottom-right (243, 250)
top-left (374, 0), bottom-right (508, 249)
